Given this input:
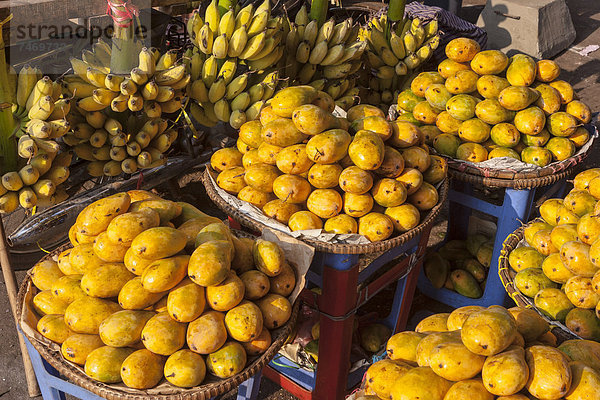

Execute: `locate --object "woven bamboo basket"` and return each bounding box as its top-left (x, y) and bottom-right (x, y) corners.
top-left (498, 219), bottom-right (579, 343)
top-left (17, 230), bottom-right (300, 400)
top-left (202, 168), bottom-right (448, 255)
top-left (447, 124), bottom-right (597, 189)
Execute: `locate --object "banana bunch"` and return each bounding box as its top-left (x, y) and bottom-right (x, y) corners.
top-left (186, 0), bottom-right (285, 129)
top-left (283, 5), bottom-right (366, 110)
top-left (0, 65), bottom-right (73, 213)
top-left (62, 41), bottom-right (186, 177)
top-left (360, 15), bottom-right (439, 107)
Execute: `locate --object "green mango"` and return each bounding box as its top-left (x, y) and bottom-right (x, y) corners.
top-left (534, 287), bottom-right (574, 322)
top-left (450, 269), bottom-right (483, 298)
top-left (359, 323), bottom-right (392, 353)
top-left (489, 147), bottom-right (520, 160)
top-left (476, 242), bottom-right (494, 268)
top-left (458, 118), bottom-right (491, 143)
top-left (433, 133), bottom-right (461, 157)
top-left (566, 308), bottom-right (600, 340)
top-left (476, 75), bottom-right (510, 99)
top-left (514, 267), bottom-right (558, 297)
top-left (458, 258), bottom-right (487, 282)
top-left (446, 94), bottom-right (479, 121)
top-left (498, 86), bottom-right (540, 111)
top-left (424, 253), bottom-right (450, 289)
top-left (466, 234), bottom-right (489, 257)
top-left (547, 112), bottom-right (579, 137)
top-left (475, 99), bottom-right (515, 125)
top-left (445, 70), bottom-right (479, 94)
top-left (506, 54), bottom-right (537, 86)
top-left (456, 143), bottom-right (489, 163)
top-left (521, 146), bottom-right (553, 167)
top-left (521, 130), bottom-right (550, 147)
top-left (513, 106), bottom-right (546, 135)
top-left (508, 246), bottom-right (544, 272)
top-left (397, 89), bottom-right (422, 113)
top-left (490, 123), bottom-right (521, 148)
top-left (546, 137), bottom-right (575, 161)
top-left (425, 84), bottom-right (453, 110)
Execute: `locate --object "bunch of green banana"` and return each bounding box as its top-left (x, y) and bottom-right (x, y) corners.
top-left (283, 5), bottom-right (366, 110)
top-left (360, 14), bottom-right (439, 106)
top-left (0, 65), bottom-right (73, 213)
top-left (63, 41), bottom-right (186, 177)
top-left (186, 0), bottom-right (286, 129)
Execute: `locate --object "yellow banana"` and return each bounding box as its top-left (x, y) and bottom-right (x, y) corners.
top-left (389, 30), bottom-right (406, 59)
top-left (120, 78), bottom-right (138, 96)
top-left (298, 63), bottom-right (317, 84)
top-left (17, 135), bottom-right (38, 158)
top-left (187, 10), bottom-right (203, 41)
top-left (93, 88), bottom-right (119, 105)
top-left (235, 4), bottom-right (254, 29)
top-left (110, 146), bottom-right (127, 161)
top-left (18, 188), bottom-right (36, 209)
top-left (296, 41), bottom-right (311, 63)
top-left (121, 158), bottom-right (138, 174)
top-left (46, 166), bottom-right (70, 186)
top-left (137, 151), bottom-right (152, 168)
top-left (219, 8), bottom-right (236, 40)
top-left (246, 100), bottom-right (264, 121)
top-left (416, 43), bottom-right (432, 62)
top-left (394, 60), bottom-right (408, 76)
top-left (248, 83), bottom-right (265, 103)
top-left (135, 131), bottom-right (152, 148)
top-left (0, 192), bottom-right (19, 214)
top-left (111, 93), bottom-right (129, 112)
top-left (265, 16), bottom-right (283, 38)
top-left (103, 161), bottom-right (122, 177)
top-left (32, 137), bottom-right (60, 154)
top-left (367, 28), bottom-right (388, 53)
top-left (156, 49), bottom-right (178, 71)
top-left (229, 110), bottom-right (246, 129)
top-left (47, 98), bottom-right (71, 120)
top-left (309, 40), bottom-right (329, 65)
top-left (189, 102), bottom-right (217, 127)
top-left (29, 96), bottom-right (55, 119)
top-left (70, 58), bottom-right (90, 81)
top-left (345, 24), bottom-right (360, 45)
top-left (64, 80), bottom-right (96, 98)
top-left (303, 20), bottom-right (318, 47)
top-left (231, 92), bottom-right (250, 111)
top-left (425, 20), bottom-right (439, 38)
top-left (426, 35), bottom-right (440, 50)
top-left (154, 64), bottom-right (186, 86)
top-left (337, 41), bottom-right (366, 64)
top-left (144, 101), bottom-right (162, 118)
top-left (128, 93), bottom-right (144, 112)
top-left (380, 46), bottom-right (400, 67)
top-left (295, 5), bottom-right (308, 38)
top-left (102, 118), bottom-right (121, 136)
top-left (142, 81), bottom-right (159, 100)
top-left (323, 63), bottom-right (352, 79)
top-left (87, 161), bottom-right (106, 177)
top-left (90, 129), bottom-right (108, 148)
top-left (127, 141), bottom-right (142, 157)
top-left (85, 110), bottom-right (106, 129)
top-left (161, 97), bottom-right (184, 113)
top-left (218, 59), bottom-right (237, 85)
top-left (286, 23), bottom-right (299, 52)
top-left (26, 76), bottom-right (52, 111)
top-left (228, 25), bottom-right (248, 58)
top-left (366, 51), bottom-right (385, 68)
top-left (247, 11), bottom-right (269, 37)
top-left (73, 123), bottom-right (94, 140)
top-left (204, 0), bottom-right (220, 32)
top-left (403, 31), bottom-right (417, 53)
top-left (26, 119), bottom-right (51, 139)
top-left (247, 34), bottom-right (281, 61)
top-left (16, 65), bottom-right (38, 108)
top-left (212, 33), bottom-right (229, 59)
top-left (18, 165), bottom-right (40, 186)
top-left (110, 132), bottom-right (128, 147)
top-left (308, 79), bottom-right (327, 91)
top-left (330, 19), bottom-right (351, 46)
top-left (316, 18), bottom-right (335, 43)
top-left (31, 153), bottom-right (55, 175)
top-left (76, 96), bottom-right (106, 112)
top-left (214, 98), bottom-right (231, 122)
top-left (82, 50), bottom-right (109, 74)
top-left (199, 23), bottom-right (214, 55)
top-left (86, 67), bottom-right (107, 88)
top-left (130, 68), bottom-right (149, 86)
top-left (404, 53), bottom-right (420, 69)
top-left (319, 44), bottom-right (345, 66)
top-left (53, 151), bottom-right (73, 168)
top-left (150, 47), bottom-right (161, 63)
top-left (156, 86), bottom-right (176, 102)
top-left (226, 73), bottom-right (248, 99)
top-left (239, 32), bottom-right (267, 60)
top-left (335, 95), bottom-right (357, 111)
top-left (202, 55), bottom-right (219, 88)
top-left (138, 47), bottom-right (156, 75)
top-left (208, 77), bottom-right (227, 103)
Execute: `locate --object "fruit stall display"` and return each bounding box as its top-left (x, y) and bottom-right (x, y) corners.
top-left (424, 232), bottom-right (495, 299)
top-left (208, 85), bottom-right (447, 243)
top-left (499, 168), bottom-right (600, 341)
top-left (360, 305), bottom-right (600, 400)
top-left (19, 190), bottom-right (300, 392)
top-left (395, 37), bottom-right (593, 167)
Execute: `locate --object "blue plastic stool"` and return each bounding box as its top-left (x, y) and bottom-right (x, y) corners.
top-left (418, 178), bottom-right (568, 308)
top-left (21, 332), bottom-right (261, 400)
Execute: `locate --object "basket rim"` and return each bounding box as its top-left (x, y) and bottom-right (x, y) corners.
top-left (202, 168), bottom-right (448, 255)
top-left (498, 218), bottom-right (580, 341)
top-left (17, 240), bottom-right (299, 400)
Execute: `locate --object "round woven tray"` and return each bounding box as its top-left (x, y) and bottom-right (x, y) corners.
top-left (202, 168), bottom-right (448, 255)
top-left (17, 234), bottom-right (299, 400)
top-left (447, 124), bottom-right (597, 189)
top-left (498, 220), bottom-right (579, 343)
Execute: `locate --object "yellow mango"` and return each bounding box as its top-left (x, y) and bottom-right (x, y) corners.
top-left (287, 210), bottom-right (323, 231)
top-left (550, 80), bottom-right (575, 104)
top-left (324, 214), bottom-right (358, 234)
top-left (416, 313), bottom-right (450, 332)
top-left (239, 120), bottom-right (263, 148)
top-left (410, 72), bottom-right (445, 97)
top-left (547, 111), bottom-right (579, 137)
top-left (308, 163), bottom-right (343, 189)
top-left (189, 240), bottom-right (232, 286)
top-left (461, 308), bottom-right (517, 356)
top-left (187, 311), bottom-right (228, 354)
top-left (343, 192), bottom-right (374, 218)
top-left (126, 190), bottom-right (161, 202)
top-left (445, 70), bottom-right (479, 94)
top-left (164, 349), bottom-right (206, 387)
top-left (257, 142), bottom-right (282, 165)
top-left (81, 263), bottom-right (134, 298)
top-left (261, 117), bottom-right (307, 147)
top-left (435, 111), bottom-right (462, 134)
top-left (118, 277), bottom-right (165, 310)
top-left (292, 104), bottom-right (339, 135)
top-left (129, 199), bottom-right (182, 224)
top-left (216, 166), bottom-right (247, 194)
top-left (446, 94), bottom-right (478, 121)
top-left (366, 359), bottom-right (412, 399)
top-left (272, 174), bottom-right (311, 204)
top-left (69, 243), bottom-right (105, 274)
top-left (413, 101), bottom-right (442, 124)
top-left (57, 248), bottom-right (78, 275)
top-left (130, 227), bottom-right (187, 260)
top-left (206, 341), bottom-right (247, 379)
top-left (106, 208), bottom-right (160, 246)
top-left (276, 144), bottom-right (314, 175)
top-left (84, 346), bottom-right (135, 383)
top-left (93, 231), bottom-right (129, 263)
top-left (385, 203), bottom-right (421, 232)
top-left (386, 331), bottom-right (426, 365)
top-left (415, 331), bottom-right (462, 367)
top-left (243, 149), bottom-right (261, 169)
top-left (445, 37), bottom-right (480, 62)
top-left (446, 306), bottom-right (485, 330)
top-left (231, 236), bottom-right (255, 274)
top-left (565, 361), bottom-right (600, 400)
top-left (206, 271), bottom-right (245, 312)
top-left (481, 346), bottom-right (529, 395)
top-left (99, 310), bottom-right (155, 347)
top-left (61, 333), bottom-right (104, 365)
top-left (444, 380), bottom-right (494, 400)
top-left (498, 86), bottom-right (540, 111)
top-left (348, 130), bottom-right (385, 171)
top-left (305, 129), bottom-right (352, 164)
top-left (141, 311), bottom-right (186, 355)
top-left (506, 54), bottom-right (536, 86)
top-left (437, 59), bottom-right (471, 79)
top-left (75, 193), bottom-right (131, 236)
top-left (350, 116), bottom-right (393, 141)
top-left (260, 105), bottom-right (281, 126)
top-left (358, 212), bottom-right (394, 242)
top-left (475, 99), bottom-right (515, 125)
top-left (242, 327), bottom-right (272, 356)
top-left (307, 189), bottom-right (343, 219)
top-left (270, 85), bottom-right (318, 118)
top-left (525, 345), bottom-right (572, 399)
top-left (508, 307), bottom-right (549, 342)
top-left (535, 83), bottom-right (562, 115)
top-left (253, 239), bottom-right (285, 277)
top-left (33, 290), bottom-right (68, 315)
top-left (238, 186), bottom-right (274, 209)
top-left (174, 202), bottom-right (219, 225)
top-left (120, 349), bottom-right (165, 389)
top-left (178, 215), bottom-right (224, 248)
top-left (477, 75), bottom-right (511, 99)
top-left (64, 297), bottom-right (121, 334)
top-left (537, 59), bottom-right (561, 82)
top-left (31, 259), bottom-right (64, 291)
top-left (141, 255), bottom-right (189, 293)
top-left (225, 300), bottom-right (264, 341)
top-left (470, 50), bottom-right (509, 75)
top-left (566, 100), bottom-right (592, 124)
top-left (389, 121), bottom-right (422, 148)
top-left (313, 90), bottom-right (336, 112)
top-left (390, 366), bottom-right (453, 400)
top-left (37, 314), bottom-right (75, 343)
top-left (240, 270), bottom-right (270, 301)
top-left (210, 147), bottom-right (243, 172)
top-left (269, 261), bottom-right (296, 297)
top-left (51, 275), bottom-right (86, 304)
top-left (244, 163), bottom-right (280, 193)
top-left (123, 248), bottom-right (154, 275)
top-left (347, 104), bottom-right (385, 122)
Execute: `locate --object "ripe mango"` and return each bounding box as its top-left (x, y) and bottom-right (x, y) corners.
top-left (565, 361), bottom-right (600, 400)
top-left (408, 181), bottom-right (439, 211)
top-left (389, 366), bottom-right (452, 400)
top-left (305, 163), bottom-right (341, 189)
top-left (475, 99), bottom-right (515, 125)
top-left (547, 111), bottom-right (579, 137)
top-left (206, 341), bottom-right (247, 379)
top-left (458, 118), bottom-right (491, 143)
top-left (547, 137), bottom-right (576, 161)
top-left (508, 307), bottom-right (549, 342)
top-left (98, 310), bottom-right (154, 347)
top-left (566, 308), bottom-right (600, 341)
top-left (543, 252), bottom-right (575, 284)
top-left (515, 267), bottom-right (558, 297)
top-left (421, 125), bottom-right (442, 146)
top-left (386, 331), bottom-right (426, 364)
top-left (535, 83), bottom-right (562, 115)
top-left (397, 89), bottom-right (422, 112)
top-left (81, 263), bottom-right (134, 298)
top-left (57, 248), bottom-right (78, 275)
top-left (424, 84), bottom-right (452, 110)
top-left (430, 341), bottom-right (486, 381)
top-left (566, 100), bottom-right (592, 124)
top-left (120, 349), bottom-right (165, 389)
top-left (167, 278), bottom-right (206, 322)
top-left (525, 345), bottom-right (572, 399)
top-left (37, 314), bottom-right (75, 343)
top-left (535, 287), bottom-right (574, 322)
top-left (307, 189), bottom-right (343, 219)
top-left (565, 275), bottom-right (600, 308)
top-left (241, 270), bottom-right (270, 300)
top-left (348, 130), bottom-right (385, 171)
top-left (514, 106), bottom-right (546, 135)
top-left (438, 59), bottom-right (470, 79)
top-left (118, 277), bottom-right (165, 310)
top-left (358, 212), bottom-right (394, 242)
top-left (577, 214), bottom-right (600, 245)
top-left (461, 308), bottom-right (517, 356)
top-left (305, 129), bottom-right (351, 164)
top-left (253, 239), bottom-right (285, 277)
top-left (565, 189), bottom-right (597, 216)
top-left (444, 379), bottom-right (494, 400)
top-left (389, 121), bottom-right (422, 148)
top-left (164, 349), bottom-right (206, 387)
top-left (225, 300), bottom-right (264, 342)
top-left (189, 240), bottom-right (232, 286)
top-left (238, 186), bottom-right (274, 209)
top-left (217, 166), bottom-right (248, 194)
top-left (561, 241), bottom-right (598, 277)
top-left (64, 297), bottom-right (121, 334)
top-left (243, 164), bottom-right (279, 193)
top-left (401, 146), bottom-right (431, 173)
top-left (411, 72), bottom-right (445, 97)
top-left (270, 86), bottom-right (318, 118)
top-left (260, 106), bottom-right (282, 126)
top-left (351, 116), bottom-right (393, 141)
top-left (445, 70), bottom-right (479, 94)
top-left (413, 101), bottom-right (442, 125)
top-left (371, 178), bottom-right (408, 208)
top-left (206, 271), bottom-right (244, 312)
top-left (261, 118), bottom-right (307, 147)
top-left (477, 75), bottom-right (511, 99)
top-left (33, 290), bottom-right (68, 315)
top-left (210, 148), bottom-right (243, 173)
top-left (275, 144), bottom-right (313, 175)
top-left (446, 306), bottom-right (485, 331)
top-left (177, 213), bottom-right (223, 243)
top-left (537, 59), bottom-right (561, 82)
top-left (559, 340), bottom-right (600, 372)
top-left (242, 328), bottom-right (272, 356)
top-left (415, 313), bottom-right (450, 333)
top-left (551, 224), bottom-right (579, 251)
top-left (142, 255), bottom-right (189, 293)
top-left (187, 311), bottom-right (227, 354)
top-left (31, 259), bottom-right (64, 291)
top-left (446, 94), bottom-right (478, 120)
top-left (498, 86), bottom-right (540, 111)
top-left (423, 155), bottom-right (447, 185)
top-left (506, 54), bottom-right (537, 86)
top-left (262, 199), bottom-right (301, 224)
top-left (141, 311), bottom-right (186, 355)
top-left (450, 269), bottom-right (483, 298)
top-left (549, 80), bottom-right (575, 104)
top-left (481, 346), bottom-right (528, 396)
top-left (366, 359), bottom-right (412, 399)
top-left (376, 147), bottom-right (405, 179)
top-left (433, 133), bottom-right (461, 157)
top-left (112, 199), bottom-right (176, 226)
top-left (130, 227), bottom-right (187, 260)
top-left (84, 346), bottom-right (135, 383)
top-left (471, 50), bottom-right (509, 75)
top-left (93, 232), bottom-right (129, 263)
top-left (106, 208), bottom-right (160, 247)
top-left (532, 228), bottom-right (558, 256)
top-left (61, 333), bottom-right (104, 365)
top-left (344, 192), bottom-right (374, 218)
top-left (521, 146), bottom-right (552, 167)
top-left (257, 142), bottom-right (282, 165)
top-left (123, 248), bottom-right (154, 275)
top-left (489, 147), bottom-right (520, 160)
top-left (288, 210), bottom-right (323, 231)
top-left (347, 105), bottom-right (385, 122)
top-left (69, 243), bottom-right (105, 274)
top-left (339, 166), bottom-right (373, 194)
top-left (76, 192), bottom-right (131, 236)
top-left (51, 275), bottom-right (86, 304)
top-left (445, 37), bottom-right (481, 62)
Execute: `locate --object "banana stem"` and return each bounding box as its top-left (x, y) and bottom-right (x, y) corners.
top-left (0, 15), bottom-right (17, 174)
top-left (388, 0), bottom-right (406, 22)
top-left (108, 0), bottom-right (142, 75)
top-left (309, 0), bottom-right (328, 26)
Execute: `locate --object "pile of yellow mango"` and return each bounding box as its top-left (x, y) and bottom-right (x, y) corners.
top-left (29, 190), bottom-right (295, 389)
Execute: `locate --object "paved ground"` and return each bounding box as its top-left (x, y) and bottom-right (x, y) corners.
top-left (1, 0), bottom-right (600, 398)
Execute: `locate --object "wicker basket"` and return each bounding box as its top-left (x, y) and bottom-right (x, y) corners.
top-left (202, 168), bottom-right (448, 255)
top-left (498, 220), bottom-right (579, 343)
top-left (447, 124), bottom-right (597, 189)
top-left (17, 233), bottom-right (300, 400)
